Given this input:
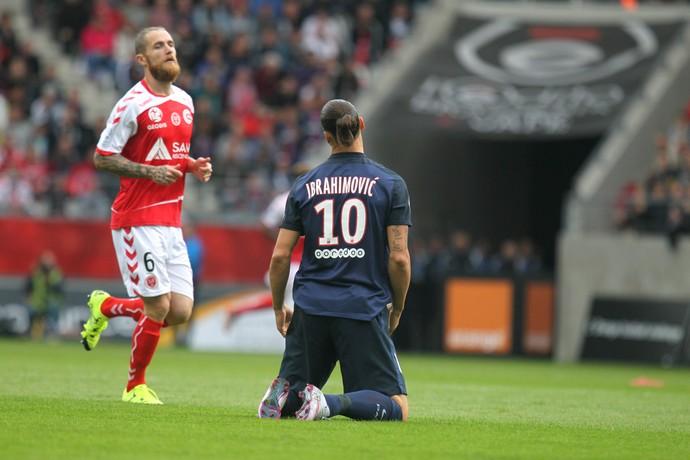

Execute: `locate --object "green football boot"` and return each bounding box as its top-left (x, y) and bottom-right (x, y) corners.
top-left (122, 384), bottom-right (163, 404)
top-left (80, 290), bottom-right (110, 351)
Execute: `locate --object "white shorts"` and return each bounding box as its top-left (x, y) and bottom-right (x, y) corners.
top-left (112, 226), bottom-right (194, 300)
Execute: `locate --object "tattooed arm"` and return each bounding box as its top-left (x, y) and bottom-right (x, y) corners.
top-left (93, 152), bottom-right (183, 185)
top-left (386, 224), bottom-right (411, 334)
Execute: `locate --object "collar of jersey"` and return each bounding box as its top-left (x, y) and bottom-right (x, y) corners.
top-left (328, 152), bottom-right (366, 161)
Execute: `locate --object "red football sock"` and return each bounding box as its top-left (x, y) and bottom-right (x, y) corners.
top-left (126, 315), bottom-right (164, 392)
top-left (100, 296), bottom-right (144, 321)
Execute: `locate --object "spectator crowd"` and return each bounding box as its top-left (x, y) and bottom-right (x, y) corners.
top-left (614, 102), bottom-right (690, 248)
top-left (397, 229), bottom-right (545, 352)
top-left (0, 0), bottom-right (423, 219)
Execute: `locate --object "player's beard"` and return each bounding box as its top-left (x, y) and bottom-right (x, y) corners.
top-left (148, 58), bottom-right (181, 83)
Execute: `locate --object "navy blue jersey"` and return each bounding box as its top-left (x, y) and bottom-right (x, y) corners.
top-left (281, 152), bottom-right (411, 320)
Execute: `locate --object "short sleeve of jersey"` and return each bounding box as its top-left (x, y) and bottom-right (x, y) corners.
top-left (388, 175), bottom-right (412, 227)
top-left (96, 99), bottom-right (137, 155)
top-left (280, 186), bottom-right (304, 234)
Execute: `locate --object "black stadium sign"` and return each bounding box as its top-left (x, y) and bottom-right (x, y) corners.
top-left (581, 297), bottom-right (690, 366)
top-left (404, 17), bottom-right (683, 138)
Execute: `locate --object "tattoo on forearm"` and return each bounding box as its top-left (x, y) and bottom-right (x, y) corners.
top-left (150, 167), bottom-right (167, 183)
top-left (391, 226), bottom-right (406, 252)
top-left (97, 154), bottom-right (151, 179)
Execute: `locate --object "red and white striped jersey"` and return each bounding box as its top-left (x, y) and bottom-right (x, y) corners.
top-left (96, 79), bottom-right (194, 229)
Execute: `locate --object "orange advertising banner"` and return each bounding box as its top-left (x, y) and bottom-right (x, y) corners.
top-left (444, 278), bottom-right (513, 354)
top-left (522, 281), bottom-right (554, 355)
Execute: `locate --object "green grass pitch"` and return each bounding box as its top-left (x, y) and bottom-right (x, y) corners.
top-left (1, 339), bottom-right (689, 459)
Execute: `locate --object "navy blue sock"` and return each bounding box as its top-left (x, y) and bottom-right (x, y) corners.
top-left (327, 390), bottom-right (402, 421)
top-left (324, 394), bottom-right (343, 415)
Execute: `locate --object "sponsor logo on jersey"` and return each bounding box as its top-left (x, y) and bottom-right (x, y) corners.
top-left (145, 138), bottom-right (173, 161)
top-left (172, 142), bottom-right (190, 153)
top-left (314, 248), bottom-right (366, 259)
top-left (147, 122), bottom-right (168, 130)
top-left (148, 107), bottom-right (163, 122)
top-left (183, 109), bottom-right (193, 124)
top-left (171, 112), bottom-right (181, 126)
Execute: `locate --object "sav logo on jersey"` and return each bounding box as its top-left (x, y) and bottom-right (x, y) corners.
top-left (145, 138), bottom-right (189, 161)
top-left (145, 138), bottom-right (172, 161)
top-left (172, 142), bottom-right (190, 154)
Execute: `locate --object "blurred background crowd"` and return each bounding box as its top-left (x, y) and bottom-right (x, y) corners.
top-left (0, 0), bottom-right (426, 221)
top-left (0, 0), bottom-right (552, 276)
top-left (614, 101), bottom-right (690, 247)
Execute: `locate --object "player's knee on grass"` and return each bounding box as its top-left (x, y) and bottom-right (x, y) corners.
top-left (391, 394), bottom-right (408, 421)
top-left (386, 396), bottom-right (404, 421)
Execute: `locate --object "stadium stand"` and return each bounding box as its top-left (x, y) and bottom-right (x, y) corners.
top-left (612, 100), bottom-right (690, 247)
top-left (0, 0), bottom-right (428, 222)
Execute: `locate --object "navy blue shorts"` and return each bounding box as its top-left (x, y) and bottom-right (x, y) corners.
top-left (278, 306), bottom-right (407, 396)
